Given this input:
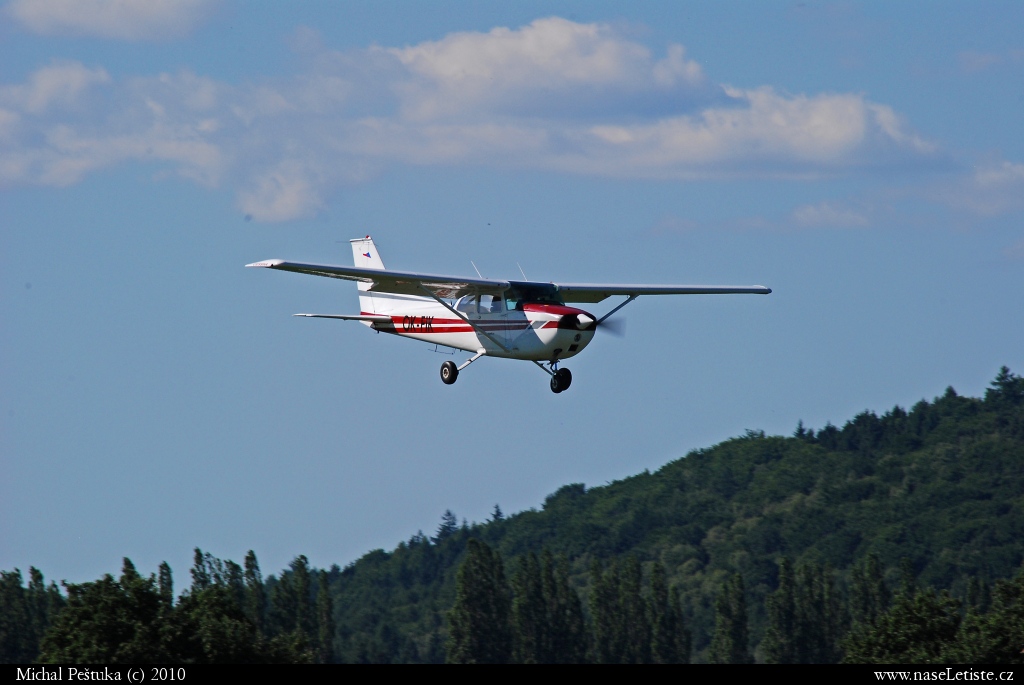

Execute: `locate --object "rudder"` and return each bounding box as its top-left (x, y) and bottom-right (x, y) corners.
top-left (350, 236), bottom-right (385, 314)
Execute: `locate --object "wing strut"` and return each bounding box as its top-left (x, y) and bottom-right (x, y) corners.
top-left (596, 295), bottom-right (638, 326)
top-left (416, 285), bottom-right (512, 354)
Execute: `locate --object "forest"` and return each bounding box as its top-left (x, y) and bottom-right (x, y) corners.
top-left (2, 366), bottom-right (1023, 664)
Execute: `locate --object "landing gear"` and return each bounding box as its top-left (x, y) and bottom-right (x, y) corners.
top-left (550, 368), bottom-right (572, 394)
top-left (440, 361), bottom-right (459, 385)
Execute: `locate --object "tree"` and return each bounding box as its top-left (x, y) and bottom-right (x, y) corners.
top-left (590, 558), bottom-right (624, 663)
top-left (434, 510), bottom-right (459, 544)
top-left (650, 562), bottom-right (684, 663)
top-left (843, 587), bottom-right (961, 664)
top-left (947, 565), bottom-right (1024, 664)
top-left (158, 562), bottom-right (174, 608)
top-left (446, 539), bottom-right (512, 663)
top-left (1, 567), bottom-right (64, 664)
top-left (707, 573), bottom-right (752, 664)
top-left (243, 550), bottom-right (265, 634)
top-left (316, 570), bottom-right (335, 663)
top-left (512, 552), bottom-right (545, 663)
top-left (548, 552), bottom-right (587, 664)
top-left (619, 556), bottom-right (650, 664)
top-left (762, 557), bottom-right (797, 663)
top-left (190, 548), bottom-right (210, 592)
top-left (986, 366), bottom-right (1024, 407)
top-left (40, 558), bottom-right (169, 663)
top-left (849, 553), bottom-right (890, 628)
top-left (291, 556), bottom-right (313, 639)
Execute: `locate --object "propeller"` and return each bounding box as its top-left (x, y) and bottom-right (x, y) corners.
top-left (598, 316), bottom-right (626, 337)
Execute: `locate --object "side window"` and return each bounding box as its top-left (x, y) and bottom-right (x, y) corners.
top-left (479, 294), bottom-right (503, 313)
top-left (505, 293), bottom-right (521, 311)
top-left (456, 295), bottom-right (478, 313)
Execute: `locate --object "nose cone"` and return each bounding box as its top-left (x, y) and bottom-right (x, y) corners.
top-left (576, 314), bottom-right (595, 330)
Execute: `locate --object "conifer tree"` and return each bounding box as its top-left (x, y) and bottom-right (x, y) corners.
top-left (669, 586), bottom-right (691, 663)
top-left (244, 550), bottom-right (265, 634)
top-left (434, 510), bottom-right (459, 544)
top-left (707, 573), bottom-right (752, 664)
top-left (291, 555), bottom-right (313, 638)
top-left (793, 562), bottom-right (842, 663)
top-left (158, 562), bottom-right (174, 608)
top-left (270, 572), bottom-right (297, 636)
top-left (225, 560), bottom-right (245, 612)
top-left (649, 562), bottom-right (688, 664)
top-left (590, 558), bottom-right (624, 663)
top-left (850, 553), bottom-right (889, 628)
top-left (446, 539), bottom-right (512, 663)
top-left (550, 553), bottom-right (587, 664)
top-left (190, 548), bottom-right (210, 592)
top-left (619, 556), bottom-right (651, 664)
top-left (0, 567), bottom-right (64, 664)
top-left (843, 585), bottom-right (961, 663)
top-left (762, 557), bottom-right (796, 663)
top-left (512, 552), bottom-right (545, 663)
top-left (316, 570), bottom-right (334, 663)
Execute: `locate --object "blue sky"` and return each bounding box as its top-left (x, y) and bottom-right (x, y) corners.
top-left (2, 0), bottom-right (1022, 585)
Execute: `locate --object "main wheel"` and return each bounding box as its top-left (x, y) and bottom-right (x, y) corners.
top-left (440, 361), bottom-right (459, 385)
top-left (550, 368), bottom-right (572, 393)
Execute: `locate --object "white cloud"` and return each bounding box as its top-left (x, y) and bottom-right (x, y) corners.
top-left (6, 0), bottom-right (215, 41)
top-left (236, 161), bottom-right (324, 222)
top-left (386, 17), bottom-right (708, 119)
top-left (0, 62), bottom-right (111, 114)
top-left (0, 18), bottom-right (947, 221)
top-left (0, 66), bottom-right (225, 187)
top-left (939, 161), bottom-right (1024, 216)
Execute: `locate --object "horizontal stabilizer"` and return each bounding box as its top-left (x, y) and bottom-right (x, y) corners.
top-left (294, 313), bottom-right (393, 323)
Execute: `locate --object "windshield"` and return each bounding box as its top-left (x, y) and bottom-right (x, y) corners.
top-left (505, 282), bottom-right (563, 310)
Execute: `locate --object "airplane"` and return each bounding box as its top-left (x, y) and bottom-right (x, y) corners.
top-left (246, 236), bottom-right (771, 393)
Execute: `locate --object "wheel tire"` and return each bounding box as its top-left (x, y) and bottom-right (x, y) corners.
top-left (550, 368), bottom-right (572, 393)
top-left (440, 361), bottom-right (459, 385)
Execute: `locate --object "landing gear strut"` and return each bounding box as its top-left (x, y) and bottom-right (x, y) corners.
top-left (440, 360), bottom-right (459, 384)
top-left (550, 368), bottom-right (572, 394)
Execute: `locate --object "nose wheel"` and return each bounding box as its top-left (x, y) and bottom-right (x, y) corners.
top-left (440, 361), bottom-right (459, 384)
top-left (550, 368), bottom-right (572, 393)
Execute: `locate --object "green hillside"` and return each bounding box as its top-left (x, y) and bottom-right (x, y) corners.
top-left (328, 367), bottom-right (1024, 662)
top-left (3, 367), bottom-right (1023, 663)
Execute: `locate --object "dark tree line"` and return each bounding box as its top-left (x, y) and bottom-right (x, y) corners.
top-left (0, 568), bottom-right (64, 663)
top-left (11, 549), bottom-right (335, 664)
top-left (445, 539), bottom-right (690, 664)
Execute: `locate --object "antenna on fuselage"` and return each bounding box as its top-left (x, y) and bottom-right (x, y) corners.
top-left (517, 262), bottom-right (528, 280)
top-left (471, 261), bottom-right (484, 278)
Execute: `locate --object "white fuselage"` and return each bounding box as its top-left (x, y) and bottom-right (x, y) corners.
top-left (360, 292), bottom-right (597, 362)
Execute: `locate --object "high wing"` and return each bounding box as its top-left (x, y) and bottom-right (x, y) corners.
top-left (554, 283), bottom-right (772, 303)
top-left (245, 259), bottom-right (509, 299)
top-left (245, 259), bottom-right (770, 302)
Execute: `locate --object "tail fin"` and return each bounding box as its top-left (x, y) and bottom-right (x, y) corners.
top-left (350, 236), bottom-right (385, 314)
top-left (351, 236), bottom-right (385, 271)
